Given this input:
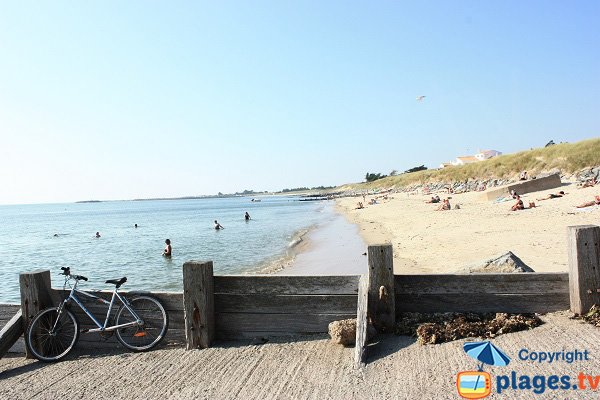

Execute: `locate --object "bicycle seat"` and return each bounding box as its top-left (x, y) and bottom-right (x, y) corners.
top-left (105, 277), bottom-right (127, 288)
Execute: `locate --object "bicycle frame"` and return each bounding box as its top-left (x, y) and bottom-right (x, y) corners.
top-left (58, 277), bottom-right (143, 334)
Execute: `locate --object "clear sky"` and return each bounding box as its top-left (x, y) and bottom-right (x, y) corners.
top-left (1, 1), bottom-right (598, 204)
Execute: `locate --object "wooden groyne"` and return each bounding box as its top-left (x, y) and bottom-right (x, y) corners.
top-left (1, 225), bottom-right (599, 368)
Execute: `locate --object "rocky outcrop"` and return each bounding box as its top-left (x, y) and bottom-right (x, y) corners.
top-left (460, 251), bottom-right (535, 273)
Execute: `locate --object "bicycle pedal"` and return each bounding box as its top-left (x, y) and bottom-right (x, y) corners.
top-left (99, 331), bottom-right (114, 339)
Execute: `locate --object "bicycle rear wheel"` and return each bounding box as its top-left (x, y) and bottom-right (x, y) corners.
top-left (115, 296), bottom-right (168, 351)
top-left (27, 307), bottom-right (79, 362)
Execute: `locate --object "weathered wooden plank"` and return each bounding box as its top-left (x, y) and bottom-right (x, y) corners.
top-left (183, 261), bottom-right (215, 349)
top-left (215, 313), bottom-right (356, 335)
top-left (354, 275), bottom-right (369, 369)
top-left (395, 273), bottom-right (569, 294)
top-left (368, 245), bottom-right (395, 332)
top-left (568, 225), bottom-right (600, 314)
top-left (0, 304), bottom-right (21, 321)
top-left (214, 275), bottom-right (360, 295)
top-left (20, 270), bottom-right (55, 359)
top-left (0, 309), bottom-right (23, 358)
top-left (395, 293), bottom-right (570, 314)
top-left (215, 294), bottom-right (357, 314)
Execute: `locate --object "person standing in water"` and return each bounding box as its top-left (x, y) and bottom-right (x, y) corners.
top-left (95, 232), bottom-right (101, 238)
top-left (244, 212), bottom-right (251, 221)
top-left (163, 239), bottom-right (172, 257)
top-left (214, 220), bottom-right (224, 230)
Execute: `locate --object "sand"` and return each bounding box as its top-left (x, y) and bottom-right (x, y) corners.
top-left (335, 183), bottom-right (600, 274)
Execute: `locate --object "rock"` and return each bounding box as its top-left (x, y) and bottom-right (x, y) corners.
top-left (461, 251), bottom-right (535, 273)
top-left (328, 319), bottom-right (376, 346)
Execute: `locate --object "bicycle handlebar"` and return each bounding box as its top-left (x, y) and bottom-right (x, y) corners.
top-left (60, 267), bottom-right (88, 281)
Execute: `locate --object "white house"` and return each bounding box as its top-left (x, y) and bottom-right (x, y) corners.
top-left (475, 149), bottom-right (502, 161)
top-left (453, 156), bottom-right (479, 166)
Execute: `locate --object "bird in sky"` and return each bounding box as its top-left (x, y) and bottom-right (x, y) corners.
top-left (416, 95), bottom-right (426, 101)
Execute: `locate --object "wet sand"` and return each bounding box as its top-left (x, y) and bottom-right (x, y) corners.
top-left (279, 209), bottom-right (368, 276)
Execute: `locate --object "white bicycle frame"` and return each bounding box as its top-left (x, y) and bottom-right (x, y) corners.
top-left (58, 278), bottom-right (143, 334)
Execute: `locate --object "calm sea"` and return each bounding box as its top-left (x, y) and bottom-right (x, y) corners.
top-left (0, 196), bottom-right (333, 303)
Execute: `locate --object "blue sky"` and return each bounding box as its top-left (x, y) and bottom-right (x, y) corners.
top-left (1, 1), bottom-right (598, 204)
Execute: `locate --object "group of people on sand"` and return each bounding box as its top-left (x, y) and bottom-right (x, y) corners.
top-left (162, 212), bottom-right (251, 258)
top-left (509, 188), bottom-right (600, 211)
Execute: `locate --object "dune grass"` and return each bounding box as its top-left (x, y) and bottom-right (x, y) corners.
top-left (338, 138), bottom-right (600, 191)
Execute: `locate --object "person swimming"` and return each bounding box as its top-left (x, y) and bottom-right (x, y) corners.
top-left (244, 212), bottom-right (251, 221)
top-left (95, 232), bottom-right (101, 238)
top-left (163, 239), bottom-right (172, 257)
top-left (214, 220), bottom-right (224, 230)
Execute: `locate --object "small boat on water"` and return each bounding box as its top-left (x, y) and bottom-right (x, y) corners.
top-left (251, 198), bottom-right (261, 202)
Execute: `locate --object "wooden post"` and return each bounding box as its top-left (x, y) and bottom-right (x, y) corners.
top-left (20, 270), bottom-right (54, 359)
top-left (183, 261), bottom-right (215, 349)
top-left (367, 244), bottom-right (395, 333)
top-left (0, 310), bottom-right (23, 358)
top-left (568, 225), bottom-right (600, 314)
top-left (354, 274), bottom-right (369, 368)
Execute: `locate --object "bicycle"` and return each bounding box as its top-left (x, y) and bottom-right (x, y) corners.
top-left (26, 267), bottom-right (169, 362)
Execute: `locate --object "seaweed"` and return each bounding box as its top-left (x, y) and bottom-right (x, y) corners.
top-left (395, 312), bottom-right (544, 345)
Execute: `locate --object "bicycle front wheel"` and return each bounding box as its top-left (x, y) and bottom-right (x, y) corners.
top-left (27, 307), bottom-right (79, 362)
top-left (115, 296), bottom-right (168, 351)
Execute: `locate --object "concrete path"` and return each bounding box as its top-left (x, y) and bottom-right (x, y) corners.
top-left (1, 312), bottom-right (598, 399)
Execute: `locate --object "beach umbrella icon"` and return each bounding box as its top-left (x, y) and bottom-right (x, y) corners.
top-left (464, 341), bottom-right (511, 369)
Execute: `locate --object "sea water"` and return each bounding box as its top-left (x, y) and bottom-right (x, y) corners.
top-left (0, 196), bottom-right (335, 303)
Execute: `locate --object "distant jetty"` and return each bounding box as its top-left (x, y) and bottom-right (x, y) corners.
top-left (75, 200), bottom-right (102, 203)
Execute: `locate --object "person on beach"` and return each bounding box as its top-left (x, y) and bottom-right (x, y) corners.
top-left (578, 177), bottom-right (597, 188)
top-left (425, 195), bottom-right (440, 204)
top-left (520, 171), bottom-right (528, 181)
top-left (355, 202), bottom-right (364, 209)
top-left (575, 195), bottom-right (600, 208)
top-left (163, 239), bottom-right (172, 257)
top-left (134, 224), bottom-right (138, 228)
top-left (95, 232), bottom-right (101, 238)
top-left (244, 212), bottom-right (251, 221)
top-left (214, 220), bottom-right (224, 230)
top-left (537, 191), bottom-right (566, 201)
top-left (435, 199), bottom-right (451, 211)
top-left (511, 195), bottom-right (525, 211)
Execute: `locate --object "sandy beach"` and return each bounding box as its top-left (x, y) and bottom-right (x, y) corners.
top-left (335, 182), bottom-right (600, 274)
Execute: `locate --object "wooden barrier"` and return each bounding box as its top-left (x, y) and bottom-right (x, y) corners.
top-left (0, 308), bottom-right (23, 358)
top-left (367, 244), bottom-right (395, 332)
top-left (213, 275), bottom-right (359, 340)
top-left (183, 261), bottom-right (214, 349)
top-left (395, 273), bottom-right (570, 313)
top-left (568, 225), bottom-right (600, 314)
top-left (19, 270), bottom-right (55, 358)
top-left (354, 275), bottom-right (369, 369)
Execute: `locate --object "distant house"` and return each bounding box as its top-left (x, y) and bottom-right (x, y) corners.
top-left (475, 149), bottom-right (502, 161)
top-left (439, 162), bottom-right (454, 169)
top-left (453, 156), bottom-right (479, 166)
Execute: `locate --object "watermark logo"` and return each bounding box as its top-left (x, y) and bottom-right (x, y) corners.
top-left (456, 343), bottom-right (597, 397)
top-left (457, 341), bottom-right (511, 399)
top-left (456, 371), bottom-right (491, 399)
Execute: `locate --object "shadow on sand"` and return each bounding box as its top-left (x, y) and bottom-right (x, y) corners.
top-left (365, 334), bottom-right (416, 364)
